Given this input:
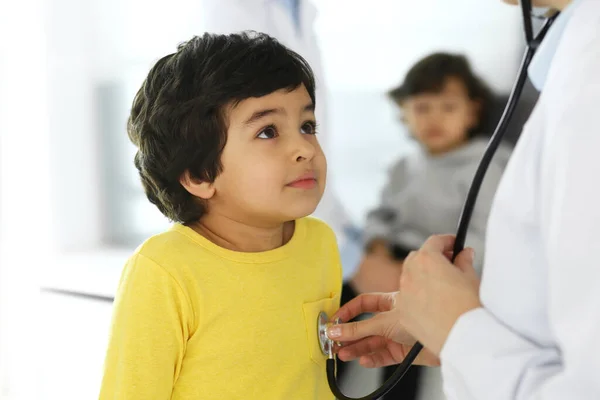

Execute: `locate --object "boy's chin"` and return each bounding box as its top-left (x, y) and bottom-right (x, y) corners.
top-left (280, 200), bottom-right (321, 221)
top-left (287, 206), bottom-right (320, 221)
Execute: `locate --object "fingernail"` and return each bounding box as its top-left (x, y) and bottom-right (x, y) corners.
top-left (360, 357), bottom-right (373, 368)
top-left (468, 248), bottom-right (475, 263)
top-left (327, 326), bottom-right (341, 339)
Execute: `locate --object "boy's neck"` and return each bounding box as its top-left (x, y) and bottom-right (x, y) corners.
top-left (190, 213), bottom-right (295, 252)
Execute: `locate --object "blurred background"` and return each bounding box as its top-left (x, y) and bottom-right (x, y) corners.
top-left (0, 0), bottom-right (536, 398)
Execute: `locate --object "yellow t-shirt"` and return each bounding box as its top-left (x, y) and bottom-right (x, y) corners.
top-left (99, 217), bottom-right (342, 399)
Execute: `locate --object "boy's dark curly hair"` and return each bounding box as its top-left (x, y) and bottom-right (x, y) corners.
top-left (127, 32), bottom-right (316, 224)
top-left (388, 52), bottom-right (494, 137)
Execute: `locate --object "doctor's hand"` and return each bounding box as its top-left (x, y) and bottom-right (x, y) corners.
top-left (395, 235), bottom-right (481, 355)
top-left (328, 235), bottom-right (481, 365)
top-left (328, 292), bottom-right (441, 368)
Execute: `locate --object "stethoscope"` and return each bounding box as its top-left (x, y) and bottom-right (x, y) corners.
top-left (318, 1), bottom-right (561, 399)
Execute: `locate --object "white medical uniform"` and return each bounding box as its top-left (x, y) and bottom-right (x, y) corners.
top-left (440, 0), bottom-right (600, 398)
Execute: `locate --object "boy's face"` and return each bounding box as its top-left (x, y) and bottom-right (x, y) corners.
top-left (208, 85), bottom-right (326, 226)
top-left (399, 77), bottom-right (479, 155)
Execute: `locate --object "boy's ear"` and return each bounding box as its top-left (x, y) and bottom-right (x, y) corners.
top-left (180, 170), bottom-right (215, 200)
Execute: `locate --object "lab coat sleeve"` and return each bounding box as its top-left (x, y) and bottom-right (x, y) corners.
top-left (439, 26), bottom-right (600, 399)
top-left (99, 254), bottom-right (193, 399)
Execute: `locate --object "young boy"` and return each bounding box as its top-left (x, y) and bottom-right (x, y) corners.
top-left (99, 32), bottom-right (342, 399)
top-left (338, 53), bottom-right (512, 400)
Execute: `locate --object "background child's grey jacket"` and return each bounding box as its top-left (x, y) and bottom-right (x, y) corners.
top-left (363, 137), bottom-right (513, 272)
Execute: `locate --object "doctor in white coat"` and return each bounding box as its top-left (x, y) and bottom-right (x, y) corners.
top-left (200, 0), bottom-right (360, 278)
top-left (327, 0), bottom-right (600, 398)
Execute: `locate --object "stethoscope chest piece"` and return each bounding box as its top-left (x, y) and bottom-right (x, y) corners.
top-left (317, 312), bottom-right (340, 359)
top-left (317, 312), bottom-right (332, 358)
top-left (317, 311), bottom-right (340, 359)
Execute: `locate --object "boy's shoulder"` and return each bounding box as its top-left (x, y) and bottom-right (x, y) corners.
top-left (134, 224), bottom-right (186, 250)
top-left (296, 217), bottom-right (339, 249)
top-left (129, 224), bottom-right (210, 269)
top-left (301, 216), bottom-right (336, 237)
top-left (297, 217), bottom-right (341, 271)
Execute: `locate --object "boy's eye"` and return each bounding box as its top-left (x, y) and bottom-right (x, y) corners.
top-left (301, 121), bottom-right (317, 135)
top-left (257, 125), bottom-right (278, 139)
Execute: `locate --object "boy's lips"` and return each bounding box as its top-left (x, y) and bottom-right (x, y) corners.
top-left (287, 172), bottom-right (318, 189)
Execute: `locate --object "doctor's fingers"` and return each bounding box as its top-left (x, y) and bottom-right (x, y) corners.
top-left (327, 311), bottom-right (406, 343)
top-left (338, 336), bottom-right (438, 368)
top-left (453, 247), bottom-right (481, 290)
top-left (360, 351), bottom-right (407, 369)
top-left (360, 343), bottom-right (441, 368)
top-left (419, 234), bottom-right (456, 254)
top-left (453, 248), bottom-right (477, 275)
top-left (337, 335), bottom-right (414, 363)
top-left (332, 292), bottom-right (397, 323)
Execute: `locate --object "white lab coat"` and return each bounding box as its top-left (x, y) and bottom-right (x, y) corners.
top-left (440, 1), bottom-right (600, 399)
top-left (199, 0), bottom-right (353, 250)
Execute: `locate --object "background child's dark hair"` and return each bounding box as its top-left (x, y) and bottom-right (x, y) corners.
top-left (127, 31), bottom-right (316, 224)
top-left (388, 52), bottom-right (494, 138)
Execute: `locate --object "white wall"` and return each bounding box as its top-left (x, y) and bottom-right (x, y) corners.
top-left (44, 0), bottom-right (206, 251)
top-left (316, 0), bottom-right (523, 92)
top-left (0, 0), bottom-right (50, 397)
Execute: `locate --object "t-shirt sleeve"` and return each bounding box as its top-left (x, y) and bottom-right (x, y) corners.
top-left (99, 253), bottom-right (194, 400)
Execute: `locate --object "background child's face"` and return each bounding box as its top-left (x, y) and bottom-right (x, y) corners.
top-left (400, 77), bottom-right (479, 155)
top-left (209, 85), bottom-right (326, 225)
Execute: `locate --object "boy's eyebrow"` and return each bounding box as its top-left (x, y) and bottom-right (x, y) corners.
top-left (244, 108), bottom-right (284, 125)
top-left (243, 103), bottom-right (315, 126)
top-left (303, 103), bottom-right (315, 113)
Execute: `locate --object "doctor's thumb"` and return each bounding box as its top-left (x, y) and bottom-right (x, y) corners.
top-left (454, 248), bottom-right (477, 277)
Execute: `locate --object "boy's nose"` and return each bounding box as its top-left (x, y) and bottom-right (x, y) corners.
top-left (293, 136), bottom-right (316, 162)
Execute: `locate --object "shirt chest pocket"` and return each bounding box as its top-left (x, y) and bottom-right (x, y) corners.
top-left (302, 294), bottom-right (341, 367)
